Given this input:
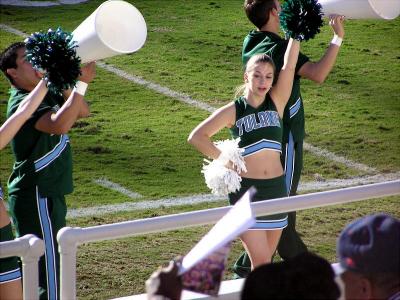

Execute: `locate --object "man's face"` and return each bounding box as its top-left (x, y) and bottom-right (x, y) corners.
top-left (11, 47), bottom-right (41, 89)
top-left (341, 271), bottom-right (371, 300)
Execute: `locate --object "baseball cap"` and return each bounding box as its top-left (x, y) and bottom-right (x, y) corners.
top-left (336, 213), bottom-right (400, 274)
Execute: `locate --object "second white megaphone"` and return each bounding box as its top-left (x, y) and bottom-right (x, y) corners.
top-left (318, 0), bottom-right (400, 20)
top-left (72, 0), bottom-right (147, 63)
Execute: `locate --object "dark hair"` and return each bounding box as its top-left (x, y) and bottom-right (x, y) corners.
top-left (244, 0), bottom-right (277, 29)
top-left (0, 42), bottom-right (25, 84)
top-left (241, 252), bottom-right (340, 300)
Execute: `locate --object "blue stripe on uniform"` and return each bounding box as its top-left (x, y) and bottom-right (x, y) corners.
top-left (0, 268), bottom-right (22, 283)
top-left (249, 217), bottom-right (288, 230)
top-left (289, 98), bottom-right (301, 118)
top-left (36, 187), bottom-right (58, 300)
top-left (34, 135), bottom-right (69, 172)
top-left (285, 132), bottom-right (295, 195)
top-left (243, 139), bottom-right (282, 157)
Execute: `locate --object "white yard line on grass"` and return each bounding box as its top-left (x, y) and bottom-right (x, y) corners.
top-left (97, 61), bottom-right (378, 174)
top-left (97, 61), bottom-right (377, 174)
top-left (67, 193), bottom-right (222, 219)
top-left (0, 23), bottom-right (376, 173)
top-left (97, 62), bottom-right (216, 113)
top-left (2, 23), bottom-right (396, 220)
top-left (0, 24), bottom-right (28, 38)
top-left (94, 178), bottom-right (143, 199)
top-left (297, 172), bottom-right (400, 192)
top-left (69, 172), bottom-right (400, 219)
top-left (303, 143), bottom-right (376, 173)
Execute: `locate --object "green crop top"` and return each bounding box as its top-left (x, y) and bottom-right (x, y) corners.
top-left (229, 95), bottom-right (282, 157)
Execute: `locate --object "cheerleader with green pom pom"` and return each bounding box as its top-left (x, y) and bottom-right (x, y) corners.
top-left (231, 0), bottom-right (345, 278)
top-left (0, 41), bottom-right (96, 300)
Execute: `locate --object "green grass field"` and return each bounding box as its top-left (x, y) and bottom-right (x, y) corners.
top-left (0, 1), bottom-right (399, 299)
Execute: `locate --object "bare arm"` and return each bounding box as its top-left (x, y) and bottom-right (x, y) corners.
top-left (298, 15), bottom-right (345, 84)
top-left (35, 62), bottom-right (95, 134)
top-left (270, 38), bottom-right (300, 117)
top-left (0, 79), bottom-right (48, 150)
top-left (188, 102), bottom-right (236, 159)
top-left (62, 88), bottom-right (90, 118)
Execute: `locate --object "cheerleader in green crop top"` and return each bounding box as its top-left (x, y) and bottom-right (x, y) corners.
top-left (188, 38), bottom-right (300, 272)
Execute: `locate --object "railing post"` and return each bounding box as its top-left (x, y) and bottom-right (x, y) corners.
top-left (58, 227), bottom-right (81, 300)
top-left (21, 235), bottom-right (45, 300)
top-left (0, 234), bottom-right (44, 300)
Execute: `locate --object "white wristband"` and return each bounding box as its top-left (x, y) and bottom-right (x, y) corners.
top-left (73, 81), bottom-right (88, 96)
top-left (331, 35), bottom-right (343, 47)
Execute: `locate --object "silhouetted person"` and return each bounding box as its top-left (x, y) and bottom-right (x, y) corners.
top-left (336, 213), bottom-right (400, 300)
top-left (241, 252), bottom-right (340, 300)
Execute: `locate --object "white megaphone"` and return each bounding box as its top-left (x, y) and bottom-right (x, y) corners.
top-left (72, 0), bottom-right (147, 63)
top-left (318, 0), bottom-right (400, 19)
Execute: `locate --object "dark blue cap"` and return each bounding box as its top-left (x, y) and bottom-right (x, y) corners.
top-left (337, 213), bottom-right (400, 274)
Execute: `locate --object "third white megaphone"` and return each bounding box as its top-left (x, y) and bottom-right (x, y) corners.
top-left (72, 0), bottom-right (147, 63)
top-left (318, 0), bottom-right (400, 19)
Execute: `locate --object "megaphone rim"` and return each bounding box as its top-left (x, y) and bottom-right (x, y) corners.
top-left (94, 0), bottom-right (147, 53)
top-left (368, 0), bottom-right (400, 20)
top-left (319, 0), bottom-right (400, 20)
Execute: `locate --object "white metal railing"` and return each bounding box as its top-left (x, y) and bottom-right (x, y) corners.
top-left (58, 180), bottom-right (400, 300)
top-left (0, 234), bottom-right (44, 300)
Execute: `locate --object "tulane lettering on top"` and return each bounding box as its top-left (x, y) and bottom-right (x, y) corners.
top-left (236, 110), bottom-right (280, 136)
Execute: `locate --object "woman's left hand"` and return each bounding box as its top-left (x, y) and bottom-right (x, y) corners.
top-left (329, 14), bottom-right (345, 38)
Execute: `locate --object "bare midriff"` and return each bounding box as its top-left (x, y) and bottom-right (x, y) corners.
top-left (239, 150), bottom-right (283, 179)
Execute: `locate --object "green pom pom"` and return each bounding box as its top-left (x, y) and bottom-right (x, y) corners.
top-left (279, 0), bottom-right (323, 41)
top-left (25, 27), bottom-right (81, 93)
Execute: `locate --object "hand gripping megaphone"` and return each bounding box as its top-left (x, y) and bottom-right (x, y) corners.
top-left (318, 0), bottom-right (400, 19)
top-left (72, 0), bottom-right (147, 63)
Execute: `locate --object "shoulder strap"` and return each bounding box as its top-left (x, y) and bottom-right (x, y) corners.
top-left (234, 96), bottom-right (246, 120)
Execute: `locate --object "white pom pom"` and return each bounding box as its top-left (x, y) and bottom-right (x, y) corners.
top-left (202, 160), bottom-right (242, 196)
top-left (215, 138), bottom-right (247, 173)
top-left (201, 139), bottom-right (246, 196)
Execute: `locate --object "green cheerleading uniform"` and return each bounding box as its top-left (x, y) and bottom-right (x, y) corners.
top-left (7, 87), bottom-right (73, 300)
top-left (0, 184), bottom-right (22, 284)
top-left (229, 95), bottom-right (288, 230)
top-left (233, 31), bottom-right (310, 277)
top-left (242, 30), bottom-right (309, 195)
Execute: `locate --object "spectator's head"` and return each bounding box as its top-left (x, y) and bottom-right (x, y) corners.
top-left (336, 213), bottom-right (400, 300)
top-left (243, 0), bottom-right (281, 30)
top-left (0, 42), bottom-right (40, 90)
top-left (241, 252), bottom-right (340, 300)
